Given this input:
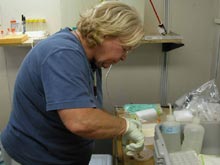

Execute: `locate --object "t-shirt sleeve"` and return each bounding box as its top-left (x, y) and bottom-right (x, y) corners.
top-left (41, 50), bottom-right (96, 111)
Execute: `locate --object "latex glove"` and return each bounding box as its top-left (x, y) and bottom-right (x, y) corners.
top-left (123, 118), bottom-right (145, 156)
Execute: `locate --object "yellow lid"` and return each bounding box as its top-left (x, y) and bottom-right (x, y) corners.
top-left (32, 19), bottom-right (38, 23)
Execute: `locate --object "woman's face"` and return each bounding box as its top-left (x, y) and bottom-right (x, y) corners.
top-left (94, 37), bottom-right (130, 68)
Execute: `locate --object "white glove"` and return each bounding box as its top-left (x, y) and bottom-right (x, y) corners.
top-left (123, 118), bottom-right (145, 156)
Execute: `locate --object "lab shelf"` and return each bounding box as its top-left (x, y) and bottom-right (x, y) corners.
top-left (214, 18), bottom-right (220, 24)
top-left (141, 32), bottom-right (184, 52)
top-left (0, 34), bottom-right (28, 45)
top-left (0, 31), bottom-right (49, 47)
top-left (0, 32), bottom-right (184, 51)
top-left (22, 37), bottom-right (47, 47)
top-left (0, 37), bottom-right (46, 48)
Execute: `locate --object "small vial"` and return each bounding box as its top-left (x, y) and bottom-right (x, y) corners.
top-left (36, 19), bottom-right (40, 31)
top-left (41, 18), bottom-right (46, 31)
top-left (10, 20), bottom-right (17, 31)
top-left (11, 28), bottom-right (16, 34)
top-left (29, 19), bottom-right (34, 31)
top-left (32, 19), bottom-right (37, 31)
top-left (7, 28), bottom-right (12, 35)
top-left (0, 30), bottom-right (4, 38)
top-left (26, 19), bottom-right (30, 31)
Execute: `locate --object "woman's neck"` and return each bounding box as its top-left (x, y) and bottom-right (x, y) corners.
top-left (72, 30), bottom-right (95, 61)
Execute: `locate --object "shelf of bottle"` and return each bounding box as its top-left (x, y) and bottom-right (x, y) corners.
top-left (0, 31), bottom-right (49, 47)
top-left (22, 36), bottom-right (47, 47)
top-left (214, 18), bottom-right (220, 24)
top-left (141, 32), bottom-right (183, 44)
top-left (141, 32), bottom-right (184, 52)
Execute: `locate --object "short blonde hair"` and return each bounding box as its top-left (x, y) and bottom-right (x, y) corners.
top-left (77, 1), bottom-right (144, 48)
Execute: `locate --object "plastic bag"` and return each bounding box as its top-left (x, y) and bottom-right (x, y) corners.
top-left (174, 80), bottom-right (220, 122)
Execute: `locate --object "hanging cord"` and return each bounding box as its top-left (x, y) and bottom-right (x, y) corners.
top-left (105, 64), bottom-right (114, 107)
top-left (168, 103), bottom-right (173, 115)
top-left (214, 34), bottom-right (220, 80)
top-left (149, 0), bottom-right (162, 24)
top-left (149, 0), bottom-right (167, 35)
top-left (4, 53), bottom-right (12, 104)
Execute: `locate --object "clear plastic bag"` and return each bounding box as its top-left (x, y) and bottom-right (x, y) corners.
top-left (174, 80), bottom-right (220, 122)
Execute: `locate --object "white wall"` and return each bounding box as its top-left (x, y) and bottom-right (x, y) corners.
top-left (60, 0), bottom-right (99, 29)
top-left (0, 0), bottom-right (61, 34)
top-left (0, 47), bottom-right (11, 131)
top-left (168, 0), bottom-right (219, 101)
top-left (213, 0), bottom-right (220, 88)
top-left (102, 44), bottom-right (162, 110)
top-left (0, 0), bottom-right (62, 131)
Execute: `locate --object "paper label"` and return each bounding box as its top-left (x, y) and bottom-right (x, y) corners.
top-left (161, 125), bottom-right (180, 134)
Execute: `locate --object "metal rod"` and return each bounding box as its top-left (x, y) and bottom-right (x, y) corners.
top-left (160, 0), bottom-right (170, 106)
top-left (214, 34), bottom-right (220, 80)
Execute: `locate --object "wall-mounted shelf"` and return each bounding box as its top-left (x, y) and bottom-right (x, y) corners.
top-left (0, 34), bottom-right (28, 45)
top-left (214, 18), bottom-right (220, 24)
top-left (0, 37), bottom-right (46, 47)
top-left (142, 32), bottom-right (182, 43)
top-left (22, 37), bottom-right (47, 47)
top-left (141, 32), bottom-right (184, 52)
top-left (0, 31), bottom-right (49, 47)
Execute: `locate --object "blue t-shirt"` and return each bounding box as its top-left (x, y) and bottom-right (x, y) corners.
top-left (1, 28), bottom-right (103, 165)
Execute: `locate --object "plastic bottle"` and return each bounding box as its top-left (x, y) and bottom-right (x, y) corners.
top-left (10, 20), bottom-right (17, 30)
top-left (161, 114), bottom-right (181, 153)
top-left (181, 117), bottom-right (205, 154)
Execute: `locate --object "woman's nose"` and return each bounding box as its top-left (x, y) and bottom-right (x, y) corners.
top-left (120, 54), bottom-right (127, 61)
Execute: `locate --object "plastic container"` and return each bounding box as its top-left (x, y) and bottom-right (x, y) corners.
top-left (160, 115), bottom-right (181, 153)
top-left (154, 121), bottom-right (220, 165)
top-left (181, 117), bottom-right (205, 154)
top-left (39, 18), bottom-right (46, 31)
top-left (201, 121), bottom-right (220, 155)
top-left (10, 20), bottom-right (17, 30)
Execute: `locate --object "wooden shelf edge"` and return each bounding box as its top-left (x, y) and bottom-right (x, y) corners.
top-left (214, 18), bottom-right (220, 24)
top-left (141, 32), bottom-right (183, 44)
top-left (0, 37), bottom-right (47, 47)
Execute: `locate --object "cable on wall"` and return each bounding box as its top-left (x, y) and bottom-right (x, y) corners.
top-left (105, 64), bottom-right (114, 107)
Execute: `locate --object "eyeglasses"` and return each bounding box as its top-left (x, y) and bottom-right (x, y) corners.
top-left (104, 36), bottom-right (132, 54)
top-left (121, 46), bottom-right (132, 55)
